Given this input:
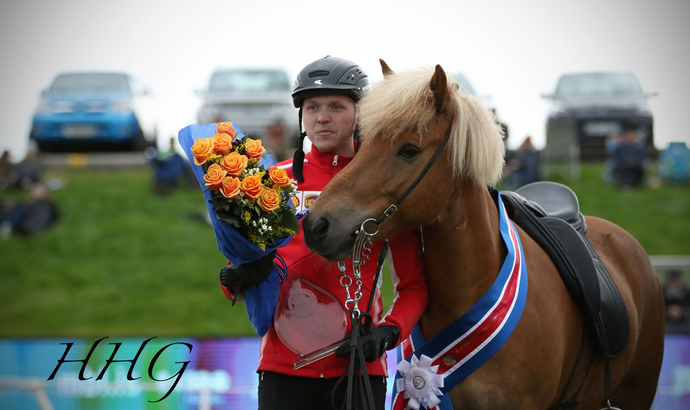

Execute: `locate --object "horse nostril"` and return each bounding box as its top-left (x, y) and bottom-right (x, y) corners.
top-left (311, 216), bottom-right (330, 241)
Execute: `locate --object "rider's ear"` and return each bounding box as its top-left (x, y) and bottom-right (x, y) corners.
top-left (429, 64), bottom-right (448, 114)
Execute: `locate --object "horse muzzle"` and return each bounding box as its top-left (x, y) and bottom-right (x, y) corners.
top-left (302, 212), bottom-right (357, 262)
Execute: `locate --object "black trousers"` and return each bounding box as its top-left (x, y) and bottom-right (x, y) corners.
top-left (258, 371), bottom-right (387, 410)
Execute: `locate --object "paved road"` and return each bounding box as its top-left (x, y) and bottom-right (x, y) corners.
top-left (39, 152), bottom-right (151, 169)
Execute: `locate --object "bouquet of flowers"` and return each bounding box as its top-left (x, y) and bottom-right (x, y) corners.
top-left (179, 121), bottom-right (299, 337)
top-left (178, 121), bottom-right (299, 264)
top-left (191, 122), bottom-right (299, 251)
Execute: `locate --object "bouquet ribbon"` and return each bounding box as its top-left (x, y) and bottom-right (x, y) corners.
top-left (178, 123), bottom-right (293, 336)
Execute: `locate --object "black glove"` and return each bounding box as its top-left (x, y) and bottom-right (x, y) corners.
top-left (220, 251), bottom-right (276, 289)
top-left (335, 325), bottom-right (400, 363)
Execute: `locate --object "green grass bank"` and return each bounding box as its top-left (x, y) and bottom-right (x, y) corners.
top-left (1, 164), bottom-right (688, 337)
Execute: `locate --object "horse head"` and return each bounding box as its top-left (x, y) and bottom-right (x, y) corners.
top-left (302, 60), bottom-right (505, 261)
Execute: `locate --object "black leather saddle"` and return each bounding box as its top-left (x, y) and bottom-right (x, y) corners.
top-left (500, 181), bottom-right (630, 359)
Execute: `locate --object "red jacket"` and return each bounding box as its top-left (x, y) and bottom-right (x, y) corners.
top-left (222, 146), bottom-right (428, 378)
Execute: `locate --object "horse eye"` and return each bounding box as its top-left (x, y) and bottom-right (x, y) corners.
top-left (397, 144), bottom-right (421, 159)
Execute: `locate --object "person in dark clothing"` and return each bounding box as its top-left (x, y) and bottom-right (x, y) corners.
top-left (150, 137), bottom-right (191, 195)
top-left (0, 182), bottom-right (59, 237)
top-left (609, 125), bottom-right (646, 187)
top-left (663, 269), bottom-right (690, 323)
top-left (13, 147), bottom-right (44, 190)
top-left (503, 136), bottom-right (540, 189)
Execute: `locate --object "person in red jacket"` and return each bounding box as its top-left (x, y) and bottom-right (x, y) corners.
top-left (220, 56), bottom-right (428, 410)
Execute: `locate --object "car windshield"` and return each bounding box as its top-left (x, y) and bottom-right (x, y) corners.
top-left (49, 73), bottom-right (132, 95)
top-left (208, 70), bottom-right (291, 93)
top-left (555, 73), bottom-right (643, 100)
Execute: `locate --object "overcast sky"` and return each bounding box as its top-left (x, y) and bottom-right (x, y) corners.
top-left (1, 0), bottom-right (688, 159)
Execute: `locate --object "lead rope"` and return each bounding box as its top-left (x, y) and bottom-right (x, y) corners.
top-left (332, 222), bottom-right (387, 410)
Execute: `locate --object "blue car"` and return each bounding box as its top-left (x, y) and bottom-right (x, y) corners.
top-left (30, 72), bottom-right (158, 152)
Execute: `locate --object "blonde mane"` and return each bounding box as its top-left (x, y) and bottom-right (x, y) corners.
top-left (358, 66), bottom-right (505, 185)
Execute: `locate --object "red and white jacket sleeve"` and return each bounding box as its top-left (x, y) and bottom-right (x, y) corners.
top-left (379, 227), bottom-right (428, 346)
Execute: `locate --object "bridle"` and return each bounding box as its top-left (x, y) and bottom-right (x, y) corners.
top-left (338, 114), bottom-right (455, 313)
top-left (374, 114), bottom-right (455, 226)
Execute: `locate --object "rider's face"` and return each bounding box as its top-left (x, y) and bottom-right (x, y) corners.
top-left (302, 94), bottom-right (356, 157)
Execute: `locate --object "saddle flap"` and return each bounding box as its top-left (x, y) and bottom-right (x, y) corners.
top-left (582, 239), bottom-right (631, 358)
top-left (543, 217), bottom-right (601, 319)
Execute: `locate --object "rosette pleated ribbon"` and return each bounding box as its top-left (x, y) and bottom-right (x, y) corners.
top-left (179, 123), bottom-right (293, 336)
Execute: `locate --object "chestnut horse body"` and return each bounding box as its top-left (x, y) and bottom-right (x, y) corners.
top-left (302, 60), bottom-right (665, 409)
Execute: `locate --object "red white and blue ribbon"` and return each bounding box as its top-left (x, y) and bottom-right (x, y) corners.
top-left (392, 192), bottom-right (528, 410)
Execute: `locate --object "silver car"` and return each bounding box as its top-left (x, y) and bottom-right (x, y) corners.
top-left (197, 68), bottom-right (300, 162)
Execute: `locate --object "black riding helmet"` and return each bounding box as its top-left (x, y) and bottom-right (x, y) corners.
top-left (291, 56), bottom-right (370, 182)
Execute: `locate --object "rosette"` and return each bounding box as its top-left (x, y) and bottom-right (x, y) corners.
top-left (396, 354), bottom-right (444, 410)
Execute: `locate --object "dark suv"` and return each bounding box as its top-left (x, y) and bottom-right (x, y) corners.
top-left (543, 72), bottom-right (656, 161)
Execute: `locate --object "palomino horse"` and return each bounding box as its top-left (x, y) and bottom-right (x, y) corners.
top-left (302, 60), bottom-right (665, 409)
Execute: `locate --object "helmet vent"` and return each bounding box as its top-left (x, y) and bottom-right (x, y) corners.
top-left (308, 70), bottom-right (330, 78)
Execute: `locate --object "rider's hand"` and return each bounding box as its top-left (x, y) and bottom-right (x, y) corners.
top-left (220, 251), bottom-right (276, 289)
top-left (335, 325), bottom-right (400, 363)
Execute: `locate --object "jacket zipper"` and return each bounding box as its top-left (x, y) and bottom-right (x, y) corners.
top-left (332, 155), bottom-right (338, 166)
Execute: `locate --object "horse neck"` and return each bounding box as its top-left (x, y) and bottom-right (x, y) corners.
top-left (419, 183), bottom-right (507, 337)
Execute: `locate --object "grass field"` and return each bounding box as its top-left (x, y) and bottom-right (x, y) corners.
top-left (1, 163), bottom-right (688, 337)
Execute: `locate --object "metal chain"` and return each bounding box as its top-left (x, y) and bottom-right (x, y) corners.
top-left (339, 218), bottom-right (379, 313)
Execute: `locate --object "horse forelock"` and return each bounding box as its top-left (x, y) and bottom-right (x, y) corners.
top-left (358, 66), bottom-right (505, 186)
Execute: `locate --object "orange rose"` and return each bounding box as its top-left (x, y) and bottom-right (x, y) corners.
top-left (213, 133), bottom-right (233, 155)
top-left (216, 121), bottom-right (236, 138)
top-left (268, 165), bottom-right (291, 188)
top-left (244, 138), bottom-right (266, 159)
top-left (219, 151), bottom-right (248, 177)
top-left (257, 187), bottom-right (281, 213)
top-left (203, 163), bottom-right (227, 190)
top-left (220, 176), bottom-right (241, 200)
top-left (240, 175), bottom-right (263, 200)
top-left (191, 137), bottom-right (215, 165)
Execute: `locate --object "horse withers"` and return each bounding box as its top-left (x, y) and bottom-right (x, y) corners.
top-left (302, 60), bottom-right (665, 409)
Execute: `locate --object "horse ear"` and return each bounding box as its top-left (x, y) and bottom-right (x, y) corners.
top-left (429, 64), bottom-right (448, 114)
top-left (380, 59), bottom-right (394, 77)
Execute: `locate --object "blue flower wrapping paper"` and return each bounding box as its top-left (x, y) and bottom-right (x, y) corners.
top-left (178, 123), bottom-right (292, 336)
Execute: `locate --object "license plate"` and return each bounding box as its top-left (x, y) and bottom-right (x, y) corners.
top-left (62, 125), bottom-right (97, 138)
top-left (583, 121), bottom-right (620, 136)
